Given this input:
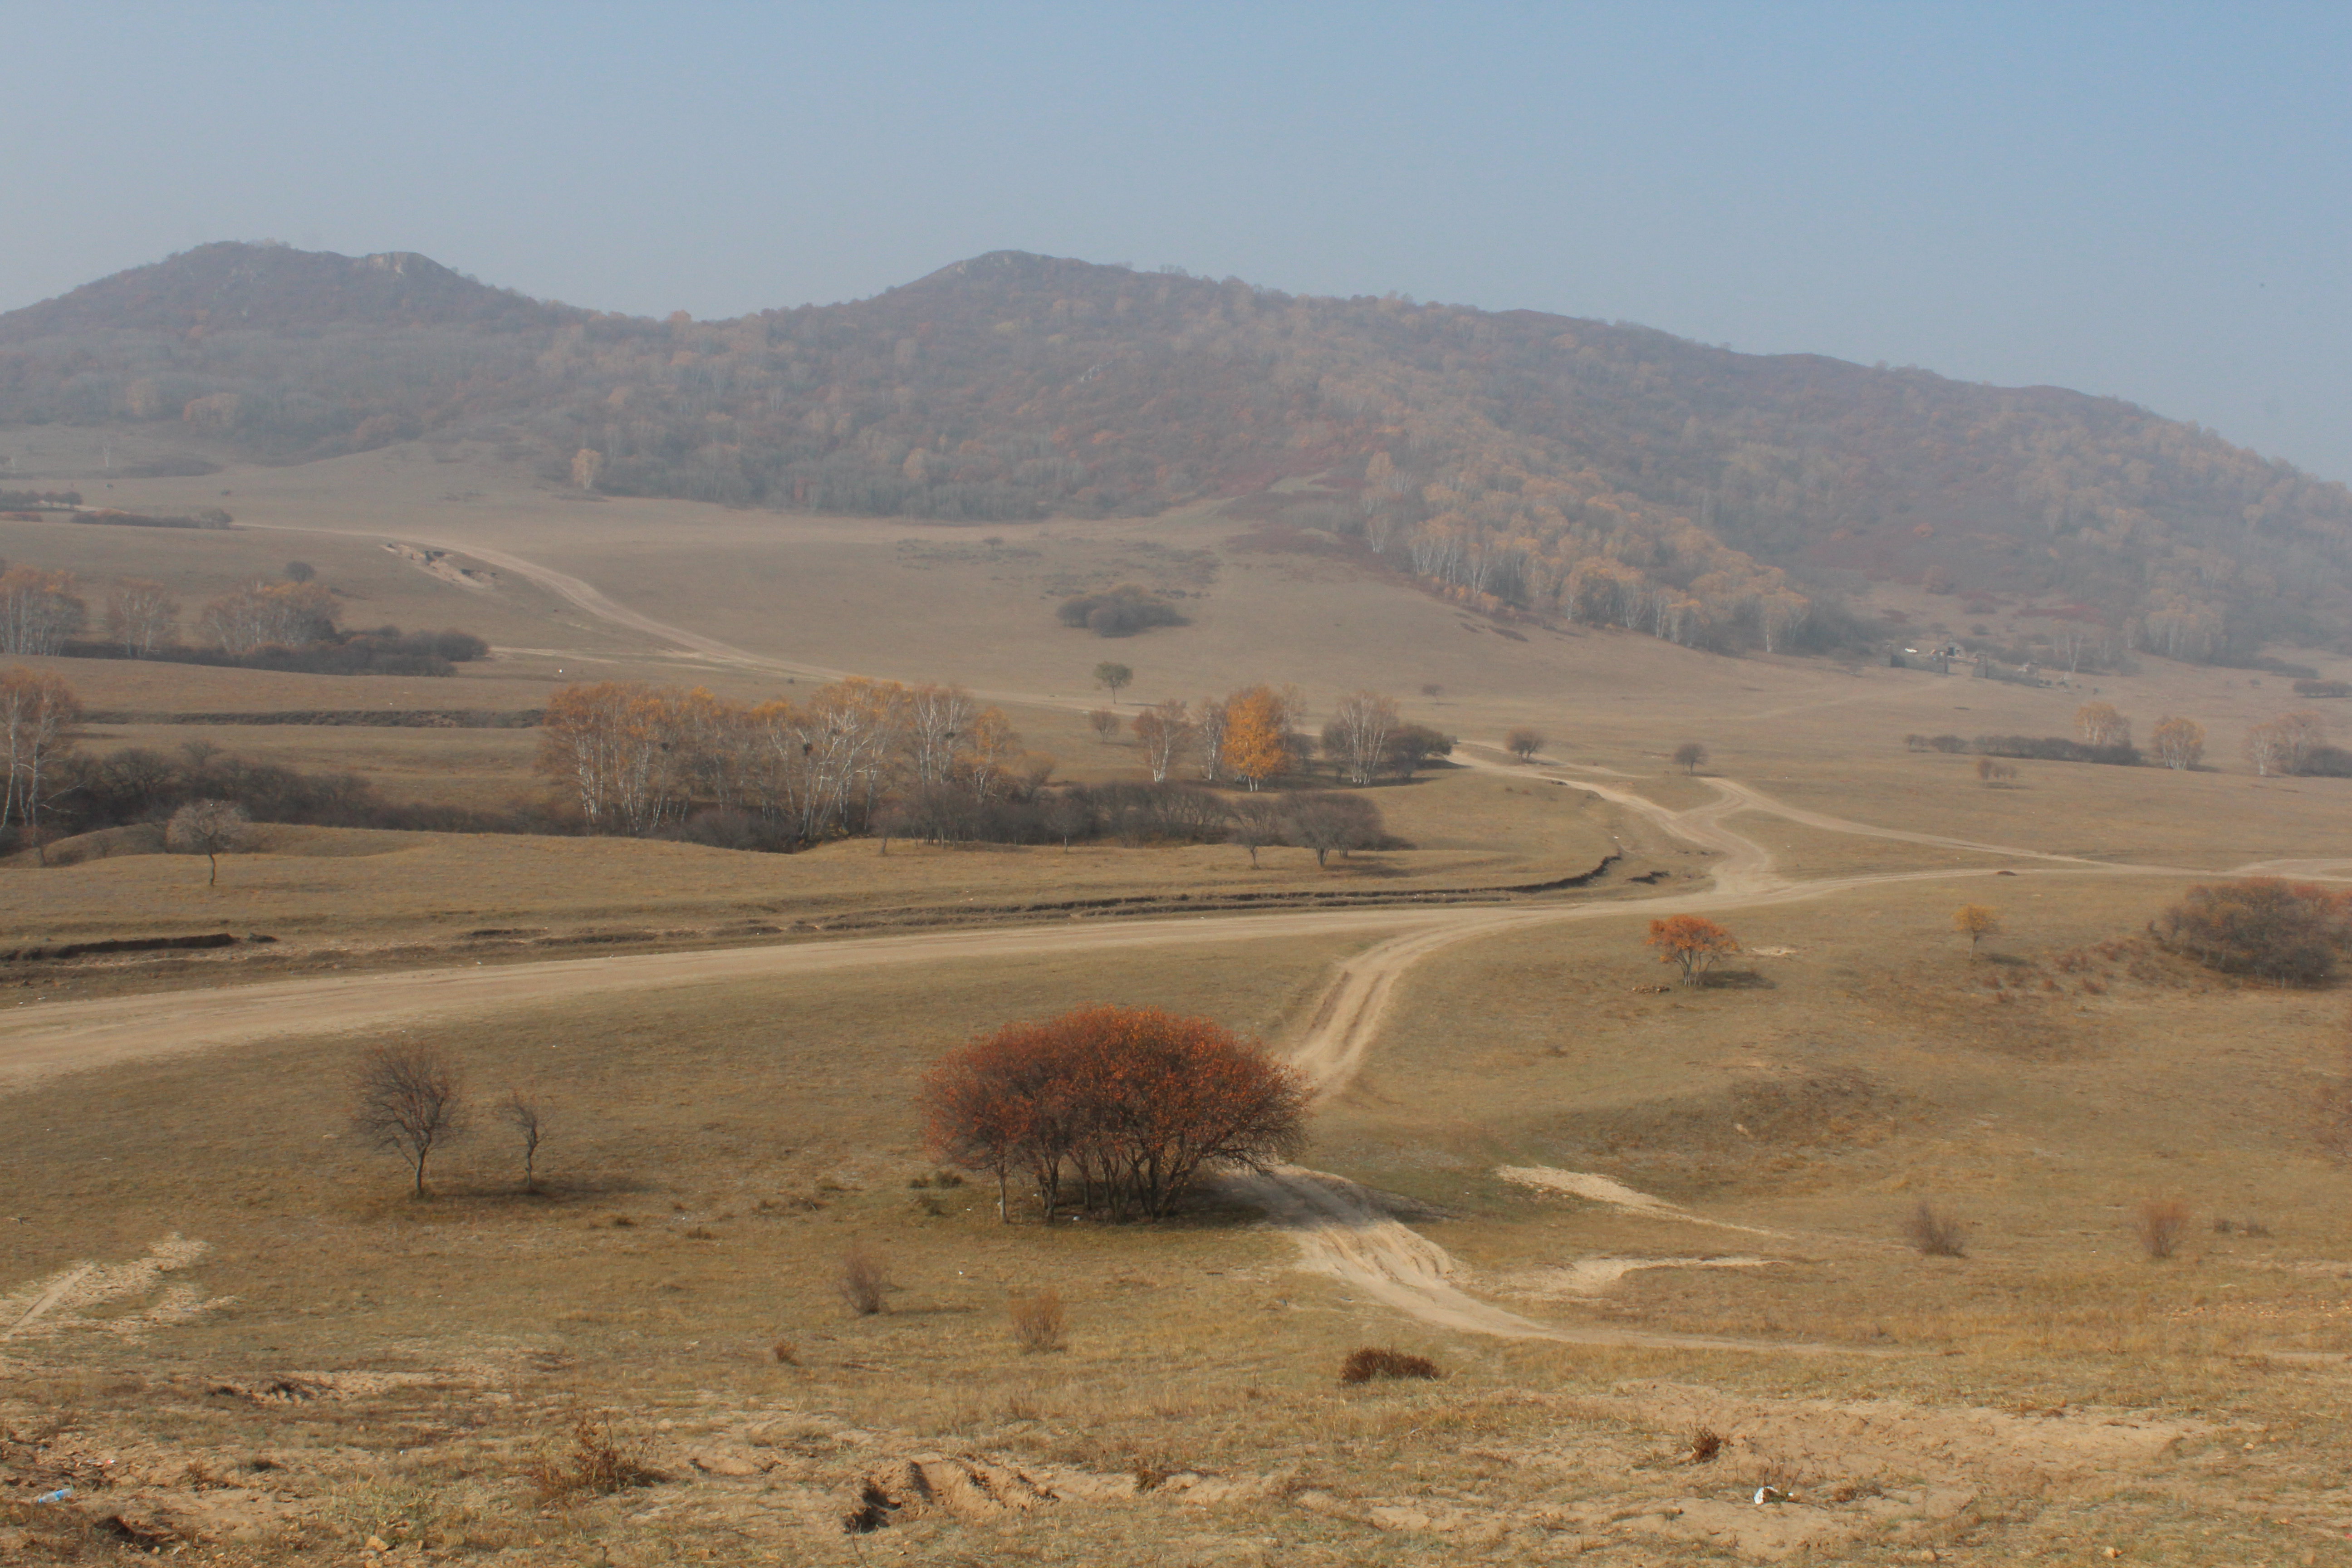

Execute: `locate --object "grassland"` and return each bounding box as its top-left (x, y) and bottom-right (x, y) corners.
top-left (3, 433), bottom-right (2352, 1564)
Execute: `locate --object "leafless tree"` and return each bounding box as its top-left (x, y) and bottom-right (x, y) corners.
top-left (1672, 742), bottom-right (1708, 774)
top-left (1229, 796), bottom-right (1285, 868)
top-left (352, 1044), bottom-right (469, 1196)
top-left (166, 799), bottom-right (249, 885)
top-left (1284, 793), bottom-right (1385, 867)
top-left (1194, 698), bottom-right (1230, 783)
top-left (1130, 699), bottom-right (1194, 783)
top-left (1319, 691), bottom-right (1399, 786)
top-left (500, 1089), bottom-right (549, 1194)
top-left (103, 579), bottom-right (180, 655)
top-left (1505, 728), bottom-right (1545, 763)
top-left (1087, 708), bottom-right (1121, 744)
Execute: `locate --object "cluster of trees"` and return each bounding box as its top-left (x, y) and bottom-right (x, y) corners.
top-left (1915, 704), bottom-right (2349, 777)
top-left (538, 677), bottom-right (1040, 843)
top-left (919, 1004), bottom-right (1309, 1222)
top-left (2154, 878), bottom-right (2352, 986)
top-left (350, 1042), bottom-right (550, 1196)
top-left (21, 243), bottom-right (2352, 661)
top-left (0, 557), bottom-right (487, 675)
top-left (535, 675), bottom-right (1404, 862)
top-left (2243, 710), bottom-right (2351, 778)
top-left (1124, 688), bottom-right (1452, 790)
top-left (0, 666), bottom-right (78, 842)
top-left (2, 671), bottom-right (543, 854)
top-left (1058, 585), bottom-right (1184, 637)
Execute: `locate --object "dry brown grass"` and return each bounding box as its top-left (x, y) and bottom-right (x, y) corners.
top-left (1337, 1347), bottom-right (1441, 1384)
top-left (5, 435), bottom-right (2352, 1562)
top-left (521, 1411), bottom-right (665, 1503)
top-left (1009, 1288), bottom-right (1067, 1352)
top-left (1902, 1199), bottom-right (1970, 1258)
top-left (838, 1242), bottom-right (892, 1316)
top-left (2134, 1196), bottom-right (2192, 1259)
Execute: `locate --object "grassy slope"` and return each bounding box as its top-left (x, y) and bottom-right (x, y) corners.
top-left (1, 441), bottom-right (2350, 1563)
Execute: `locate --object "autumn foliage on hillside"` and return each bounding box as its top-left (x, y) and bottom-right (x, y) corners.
top-left (919, 1005), bottom-right (1309, 1221)
top-left (10, 244), bottom-right (2352, 658)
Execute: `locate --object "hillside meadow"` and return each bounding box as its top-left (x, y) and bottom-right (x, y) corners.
top-left (2, 433), bottom-right (2351, 1564)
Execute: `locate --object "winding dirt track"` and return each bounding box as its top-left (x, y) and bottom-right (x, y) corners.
top-left (29, 528), bottom-right (2243, 1354)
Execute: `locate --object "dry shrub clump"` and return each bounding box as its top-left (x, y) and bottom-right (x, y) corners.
top-left (524, 1412), bottom-right (664, 1503)
top-left (2152, 878), bottom-right (2352, 985)
top-left (1338, 1347), bottom-right (1442, 1385)
top-left (838, 1242), bottom-right (891, 1315)
top-left (1009, 1289), bottom-right (1066, 1352)
top-left (1685, 1425), bottom-right (1725, 1464)
top-left (1902, 1199), bottom-right (1969, 1257)
top-left (2134, 1197), bottom-right (2190, 1260)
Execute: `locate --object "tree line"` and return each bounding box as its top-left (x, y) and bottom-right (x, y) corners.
top-left (538, 676), bottom-right (1446, 852)
top-left (0, 557), bottom-right (487, 675)
top-left (1906, 701), bottom-right (2349, 776)
top-left (2, 670), bottom-right (546, 856)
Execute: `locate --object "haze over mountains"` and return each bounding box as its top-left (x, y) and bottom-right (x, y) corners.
top-left (5, 241), bottom-right (2348, 663)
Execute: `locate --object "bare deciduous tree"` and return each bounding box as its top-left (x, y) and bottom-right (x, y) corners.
top-left (1505, 727), bottom-right (1545, 763)
top-left (166, 799), bottom-right (249, 885)
top-left (1320, 691), bottom-right (1399, 786)
top-left (2150, 715), bottom-right (2205, 770)
top-left (1671, 742), bottom-right (1708, 775)
top-left (1087, 708), bottom-right (1121, 744)
top-left (103, 579), bottom-right (180, 655)
top-left (1092, 661), bottom-right (1133, 705)
top-left (353, 1044), bottom-right (469, 1196)
top-left (500, 1089), bottom-right (549, 1194)
top-left (1229, 796), bottom-right (1285, 868)
top-left (1130, 699), bottom-right (1194, 783)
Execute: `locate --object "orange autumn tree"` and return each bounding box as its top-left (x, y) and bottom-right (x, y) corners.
top-left (1220, 685), bottom-right (1292, 791)
top-left (1646, 914), bottom-right (1740, 986)
top-left (920, 1005), bottom-right (1309, 1222)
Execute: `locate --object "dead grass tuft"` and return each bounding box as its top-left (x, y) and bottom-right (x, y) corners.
top-left (2134, 1196), bottom-right (2190, 1260)
top-left (771, 1339), bottom-right (800, 1366)
top-left (1009, 1288), bottom-right (1067, 1353)
top-left (838, 1241), bottom-right (891, 1316)
top-left (1338, 1347), bottom-right (1442, 1385)
top-left (1902, 1199), bottom-right (1970, 1257)
top-left (1685, 1424), bottom-right (1725, 1464)
top-left (521, 1411), bottom-right (664, 1504)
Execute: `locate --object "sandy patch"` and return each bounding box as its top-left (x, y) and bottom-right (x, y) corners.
top-left (0, 1235), bottom-right (230, 1345)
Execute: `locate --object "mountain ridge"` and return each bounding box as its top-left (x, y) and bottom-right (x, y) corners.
top-left (3, 241), bottom-right (2346, 662)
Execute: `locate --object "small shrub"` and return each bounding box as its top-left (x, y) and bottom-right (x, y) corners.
top-left (2134, 1197), bottom-right (2190, 1259)
top-left (1902, 1200), bottom-right (1968, 1258)
top-left (1686, 1425), bottom-right (1725, 1464)
top-left (523, 1412), bottom-right (664, 1503)
top-left (1338, 1347), bottom-right (1441, 1385)
top-left (838, 1242), bottom-right (891, 1316)
top-left (1009, 1289), bottom-right (1067, 1353)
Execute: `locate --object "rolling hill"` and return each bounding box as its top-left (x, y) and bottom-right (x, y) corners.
top-left (5, 242), bottom-right (2348, 662)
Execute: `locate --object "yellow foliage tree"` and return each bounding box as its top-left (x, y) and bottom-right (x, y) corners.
top-left (1952, 904), bottom-right (1999, 955)
top-left (1220, 685), bottom-right (1290, 791)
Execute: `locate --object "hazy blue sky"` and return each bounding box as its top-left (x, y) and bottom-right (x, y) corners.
top-left (6, 3), bottom-right (2347, 478)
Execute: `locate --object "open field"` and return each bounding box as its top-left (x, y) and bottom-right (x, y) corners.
top-left (5, 433), bottom-right (2352, 1564)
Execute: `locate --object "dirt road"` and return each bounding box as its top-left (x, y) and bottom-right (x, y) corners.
top-left (97, 531), bottom-right (2203, 1353)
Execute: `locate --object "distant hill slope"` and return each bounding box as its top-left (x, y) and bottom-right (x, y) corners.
top-left (4, 242), bottom-right (2348, 662)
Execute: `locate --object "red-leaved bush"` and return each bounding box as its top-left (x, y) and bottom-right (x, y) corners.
top-left (920, 1004), bottom-right (1309, 1223)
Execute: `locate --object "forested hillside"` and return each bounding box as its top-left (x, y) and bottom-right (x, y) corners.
top-left (6, 243), bottom-right (2349, 660)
